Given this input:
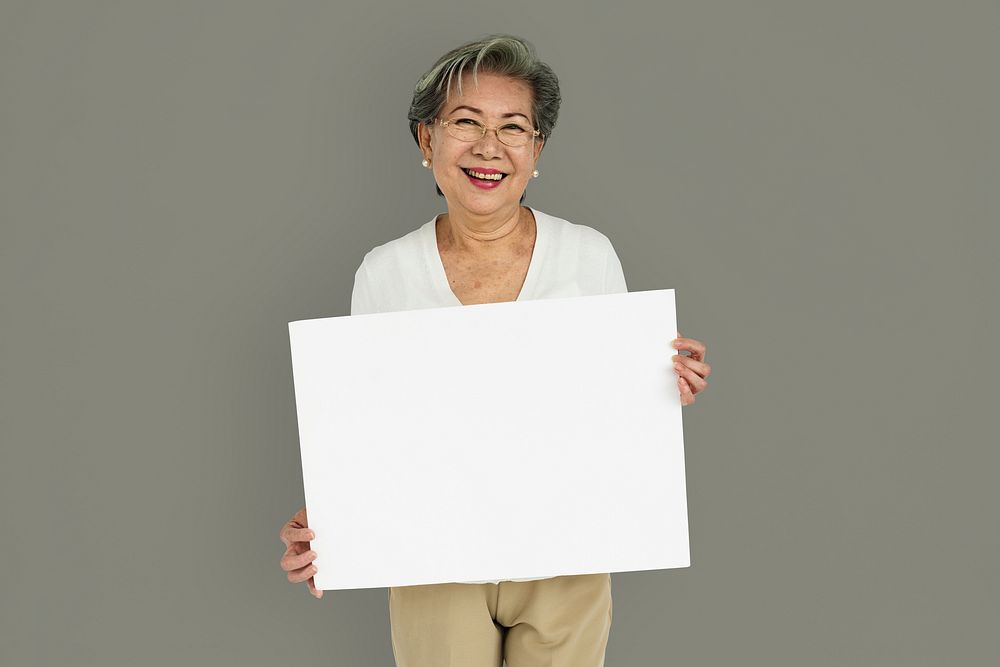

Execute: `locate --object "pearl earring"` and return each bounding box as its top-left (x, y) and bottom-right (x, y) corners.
top-left (422, 158), bottom-right (430, 168)
top-left (532, 169), bottom-right (539, 178)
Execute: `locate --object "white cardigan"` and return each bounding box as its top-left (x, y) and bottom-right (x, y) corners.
top-left (350, 207), bottom-right (628, 584)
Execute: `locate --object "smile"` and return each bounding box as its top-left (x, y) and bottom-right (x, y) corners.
top-left (462, 168), bottom-right (508, 181)
top-left (461, 167), bottom-right (508, 190)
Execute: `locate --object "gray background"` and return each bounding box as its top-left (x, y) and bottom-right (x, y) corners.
top-left (1, 1), bottom-right (997, 665)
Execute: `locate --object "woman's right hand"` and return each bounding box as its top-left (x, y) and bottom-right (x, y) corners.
top-left (279, 506), bottom-right (322, 599)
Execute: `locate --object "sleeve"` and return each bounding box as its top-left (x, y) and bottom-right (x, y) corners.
top-left (602, 240), bottom-right (629, 294)
top-left (350, 258), bottom-right (379, 315)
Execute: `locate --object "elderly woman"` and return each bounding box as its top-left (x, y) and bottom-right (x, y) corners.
top-left (279, 35), bottom-right (710, 667)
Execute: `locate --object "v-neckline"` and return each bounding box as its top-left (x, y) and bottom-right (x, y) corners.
top-left (423, 207), bottom-right (546, 307)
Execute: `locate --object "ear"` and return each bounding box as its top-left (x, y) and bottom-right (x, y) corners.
top-left (532, 136), bottom-right (545, 164)
top-left (418, 121), bottom-right (434, 160)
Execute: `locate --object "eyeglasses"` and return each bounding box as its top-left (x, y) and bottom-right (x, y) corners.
top-left (436, 117), bottom-right (541, 147)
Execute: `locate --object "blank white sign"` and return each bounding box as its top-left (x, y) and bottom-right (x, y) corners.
top-left (288, 289), bottom-right (689, 590)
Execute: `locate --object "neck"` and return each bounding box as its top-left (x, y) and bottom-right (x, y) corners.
top-left (443, 204), bottom-right (528, 247)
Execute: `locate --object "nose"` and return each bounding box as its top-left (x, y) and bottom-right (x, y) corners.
top-left (472, 129), bottom-right (503, 158)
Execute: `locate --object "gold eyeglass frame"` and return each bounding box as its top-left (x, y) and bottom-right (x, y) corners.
top-left (435, 117), bottom-right (541, 147)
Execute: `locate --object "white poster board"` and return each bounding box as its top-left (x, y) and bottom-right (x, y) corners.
top-left (288, 289), bottom-right (689, 590)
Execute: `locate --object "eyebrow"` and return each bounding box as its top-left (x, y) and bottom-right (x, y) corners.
top-left (445, 105), bottom-right (531, 121)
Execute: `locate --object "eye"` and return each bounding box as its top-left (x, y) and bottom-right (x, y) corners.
top-left (454, 118), bottom-right (481, 126)
top-left (502, 124), bottom-right (527, 133)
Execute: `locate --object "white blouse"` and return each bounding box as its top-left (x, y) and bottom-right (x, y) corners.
top-left (350, 207), bottom-right (628, 584)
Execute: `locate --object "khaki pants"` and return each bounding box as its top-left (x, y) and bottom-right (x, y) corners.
top-left (388, 573), bottom-right (613, 667)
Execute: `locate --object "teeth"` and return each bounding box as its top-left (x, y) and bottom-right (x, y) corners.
top-left (465, 169), bottom-right (504, 181)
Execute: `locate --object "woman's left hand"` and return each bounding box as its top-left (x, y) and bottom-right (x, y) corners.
top-left (671, 332), bottom-right (710, 406)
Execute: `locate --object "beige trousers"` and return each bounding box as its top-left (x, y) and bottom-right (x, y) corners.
top-left (388, 573), bottom-right (613, 667)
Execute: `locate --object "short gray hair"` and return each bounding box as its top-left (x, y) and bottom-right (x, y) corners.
top-left (407, 35), bottom-right (561, 147)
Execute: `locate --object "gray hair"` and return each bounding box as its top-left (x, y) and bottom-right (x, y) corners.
top-left (407, 35), bottom-right (561, 148)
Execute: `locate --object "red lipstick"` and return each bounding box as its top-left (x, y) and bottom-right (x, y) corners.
top-left (462, 166), bottom-right (507, 190)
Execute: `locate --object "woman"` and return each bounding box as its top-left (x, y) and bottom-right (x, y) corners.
top-left (279, 35), bottom-right (711, 667)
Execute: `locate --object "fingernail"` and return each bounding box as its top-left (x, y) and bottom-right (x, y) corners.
top-left (674, 363), bottom-right (684, 371)
top-left (673, 341), bottom-right (683, 348)
top-left (307, 531), bottom-right (315, 539)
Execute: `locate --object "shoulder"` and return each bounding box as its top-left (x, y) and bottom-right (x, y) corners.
top-left (357, 219), bottom-right (433, 274)
top-left (529, 208), bottom-right (627, 296)
top-left (351, 218), bottom-right (438, 315)
top-left (533, 208), bottom-right (618, 253)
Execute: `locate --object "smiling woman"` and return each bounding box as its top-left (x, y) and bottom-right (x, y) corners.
top-left (417, 70), bottom-right (542, 222)
top-left (278, 34), bottom-right (711, 667)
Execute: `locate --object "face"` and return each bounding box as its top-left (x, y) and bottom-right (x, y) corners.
top-left (418, 71), bottom-right (544, 218)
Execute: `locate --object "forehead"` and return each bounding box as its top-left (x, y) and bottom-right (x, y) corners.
top-left (443, 71), bottom-right (534, 116)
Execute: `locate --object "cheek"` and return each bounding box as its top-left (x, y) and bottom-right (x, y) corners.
top-left (432, 144), bottom-right (463, 170)
top-left (433, 160), bottom-right (461, 184)
top-left (431, 153), bottom-right (465, 191)
top-left (514, 157), bottom-right (535, 178)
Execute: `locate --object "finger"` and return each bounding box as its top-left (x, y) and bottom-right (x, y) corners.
top-left (279, 507), bottom-right (311, 544)
top-left (307, 576), bottom-right (324, 599)
top-left (674, 361), bottom-right (708, 394)
top-left (280, 546), bottom-right (317, 572)
top-left (279, 525), bottom-right (315, 547)
top-left (671, 336), bottom-right (707, 363)
top-left (672, 354), bottom-right (711, 380)
top-left (287, 563), bottom-right (318, 584)
top-left (671, 337), bottom-right (706, 362)
top-left (678, 377), bottom-right (696, 406)
top-left (279, 542), bottom-right (303, 569)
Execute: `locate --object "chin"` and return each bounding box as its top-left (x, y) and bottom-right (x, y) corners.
top-left (444, 191), bottom-right (514, 213)
top-left (463, 199), bottom-right (520, 216)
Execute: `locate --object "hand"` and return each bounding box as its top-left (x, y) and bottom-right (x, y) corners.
top-left (279, 506), bottom-right (323, 599)
top-left (671, 331), bottom-right (710, 406)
